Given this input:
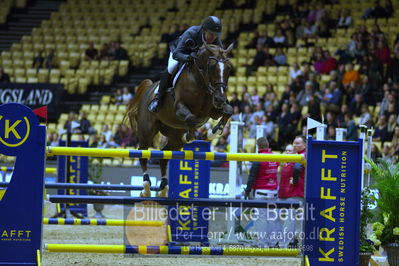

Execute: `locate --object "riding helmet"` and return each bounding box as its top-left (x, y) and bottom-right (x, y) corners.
top-left (202, 16), bottom-right (222, 35)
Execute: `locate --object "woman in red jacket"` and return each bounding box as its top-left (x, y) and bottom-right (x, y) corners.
top-left (278, 136), bottom-right (306, 248)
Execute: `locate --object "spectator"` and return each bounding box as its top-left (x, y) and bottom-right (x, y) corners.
top-left (277, 143), bottom-right (298, 248)
top-left (47, 132), bottom-right (59, 146)
top-left (250, 88), bottom-right (261, 106)
top-left (114, 42), bottom-right (128, 60)
top-left (350, 93), bottom-right (365, 116)
top-left (373, 115), bottom-right (389, 142)
top-left (44, 49), bottom-right (56, 69)
top-left (242, 105), bottom-right (253, 127)
top-left (0, 67), bottom-right (10, 83)
top-left (342, 63), bottom-right (360, 87)
top-left (229, 92), bottom-right (242, 111)
top-left (252, 103), bottom-right (265, 122)
top-left (392, 51), bottom-right (399, 83)
top-left (337, 104), bottom-right (349, 127)
top-left (313, 52), bottom-right (325, 73)
top-left (306, 95), bottom-right (321, 121)
top-left (264, 90), bottom-right (279, 111)
top-left (277, 103), bottom-right (294, 145)
top-left (257, 30), bottom-right (275, 48)
top-left (345, 112), bottom-right (358, 141)
top-left (101, 124), bottom-right (113, 142)
top-left (89, 135), bottom-right (99, 148)
top-left (244, 137), bottom-right (280, 248)
top-left (241, 92), bottom-right (252, 110)
top-left (371, 143), bottom-right (382, 160)
top-left (327, 125), bottom-right (336, 140)
top-left (322, 50), bottom-right (338, 74)
top-left (303, 21), bottom-right (318, 40)
top-left (85, 42), bottom-right (98, 61)
top-left (246, 44), bottom-right (266, 75)
top-left (32, 51), bottom-right (44, 68)
top-left (122, 87), bottom-right (133, 104)
top-left (231, 106), bottom-right (241, 121)
top-left (392, 126), bottom-right (399, 154)
top-left (262, 115), bottom-right (275, 140)
top-left (245, 30), bottom-right (260, 49)
top-left (297, 81), bottom-right (314, 107)
top-left (76, 111), bottom-right (92, 135)
top-left (114, 124), bottom-right (134, 148)
top-left (99, 43), bottom-right (110, 60)
top-left (375, 39), bottom-right (391, 67)
top-left (274, 47), bottom-right (287, 65)
top-left (381, 143), bottom-right (395, 163)
top-left (366, 0), bottom-right (389, 18)
top-left (113, 89), bottom-right (123, 105)
top-left (107, 42), bottom-right (117, 60)
top-left (358, 104), bottom-right (373, 127)
top-left (290, 102), bottom-right (301, 132)
top-left (357, 75), bottom-right (374, 105)
top-left (290, 63), bottom-right (303, 81)
top-left (387, 114), bottom-right (397, 140)
top-left (273, 29), bottom-right (287, 47)
top-left (63, 111), bottom-right (78, 133)
top-left (337, 9), bottom-right (352, 28)
top-left (212, 136), bottom-right (229, 167)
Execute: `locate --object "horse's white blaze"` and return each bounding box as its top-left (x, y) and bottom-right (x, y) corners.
top-left (218, 62), bottom-right (224, 83)
top-left (218, 62), bottom-right (225, 95)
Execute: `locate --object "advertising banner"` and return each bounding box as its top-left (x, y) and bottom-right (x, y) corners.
top-left (0, 83), bottom-right (63, 117)
top-left (304, 137), bottom-right (362, 265)
top-left (168, 141), bottom-right (211, 244)
top-left (57, 140), bottom-right (89, 217)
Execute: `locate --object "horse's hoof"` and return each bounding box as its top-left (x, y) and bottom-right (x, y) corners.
top-left (157, 185), bottom-right (169, 197)
top-left (207, 129), bottom-right (222, 140)
top-left (140, 180), bottom-right (151, 197)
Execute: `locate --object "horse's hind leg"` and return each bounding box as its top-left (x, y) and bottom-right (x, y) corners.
top-left (137, 125), bottom-right (159, 197)
top-left (158, 132), bottom-right (186, 197)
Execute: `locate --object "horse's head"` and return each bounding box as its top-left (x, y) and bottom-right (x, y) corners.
top-left (195, 42), bottom-right (234, 109)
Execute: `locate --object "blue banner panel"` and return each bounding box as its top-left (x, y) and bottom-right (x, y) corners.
top-left (58, 140), bottom-right (89, 217)
top-left (0, 83), bottom-right (64, 117)
top-left (0, 103), bottom-right (45, 265)
top-left (304, 137), bottom-right (362, 265)
top-left (169, 141), bottom-right (210, 244)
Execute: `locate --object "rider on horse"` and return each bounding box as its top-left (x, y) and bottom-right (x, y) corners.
top-left (148, 16), bottom-right (224, 113)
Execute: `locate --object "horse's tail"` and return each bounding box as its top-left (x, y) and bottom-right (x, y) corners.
top-left (123, 79), bottom-right (153, 130)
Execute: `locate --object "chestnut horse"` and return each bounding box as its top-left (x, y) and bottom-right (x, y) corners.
top-left (125, 43), bottom-right (234, 197)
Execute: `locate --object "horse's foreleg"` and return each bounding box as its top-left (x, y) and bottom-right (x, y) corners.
top-left (157, 134), bottom-right (185, 197)
top-left (175, 102), bottom-right (196, 128)
top-left (158, 159), bottom-right (169, 197)
top-left (208, 103), bottom-right (233, 140)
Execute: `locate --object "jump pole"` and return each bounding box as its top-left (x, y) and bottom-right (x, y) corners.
top-left (43, 218), bottom-right (163, 226)
top-left (48, 195), bottom-right (301, 208)
top-left (0, 182), bottom-right (160, 191)
top-left (45, 244), bottom-right (299, 256)
top-left (46, 147), bottom-right (305, 163)
top-left (0, 166), bottom-right (56, 174)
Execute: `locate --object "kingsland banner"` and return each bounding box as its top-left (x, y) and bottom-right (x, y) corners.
top-left (0, 83), bottom-right (63, 116)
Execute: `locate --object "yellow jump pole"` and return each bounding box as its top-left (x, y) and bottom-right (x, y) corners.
top-left (0, 166), bottom-right (56, 174)
top-left (46, 147), bottom-right (305, 164)
top-left (43, 218), bottom-right (163, 226)
top-left (45, 244), bottom-right (299, 256)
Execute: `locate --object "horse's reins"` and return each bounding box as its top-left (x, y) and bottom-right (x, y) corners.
top-left (192, 56), bottom-right (229, 96)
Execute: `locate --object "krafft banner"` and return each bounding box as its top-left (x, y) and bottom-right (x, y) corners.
top-left (0, 83), bottom-right (63, 115)
top-left (58, 140), bottom-right (89, 217)
top-left (305, 137), bottom-right (363, 265)
top-left (168, 141), bottom-right (211, 245)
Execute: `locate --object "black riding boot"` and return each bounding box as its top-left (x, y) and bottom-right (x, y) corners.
top-left (148, 71), bottom-right (172, 113)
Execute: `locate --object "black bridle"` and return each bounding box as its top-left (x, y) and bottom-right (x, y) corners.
top-left (192, 55), bottom-right (230, 95)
